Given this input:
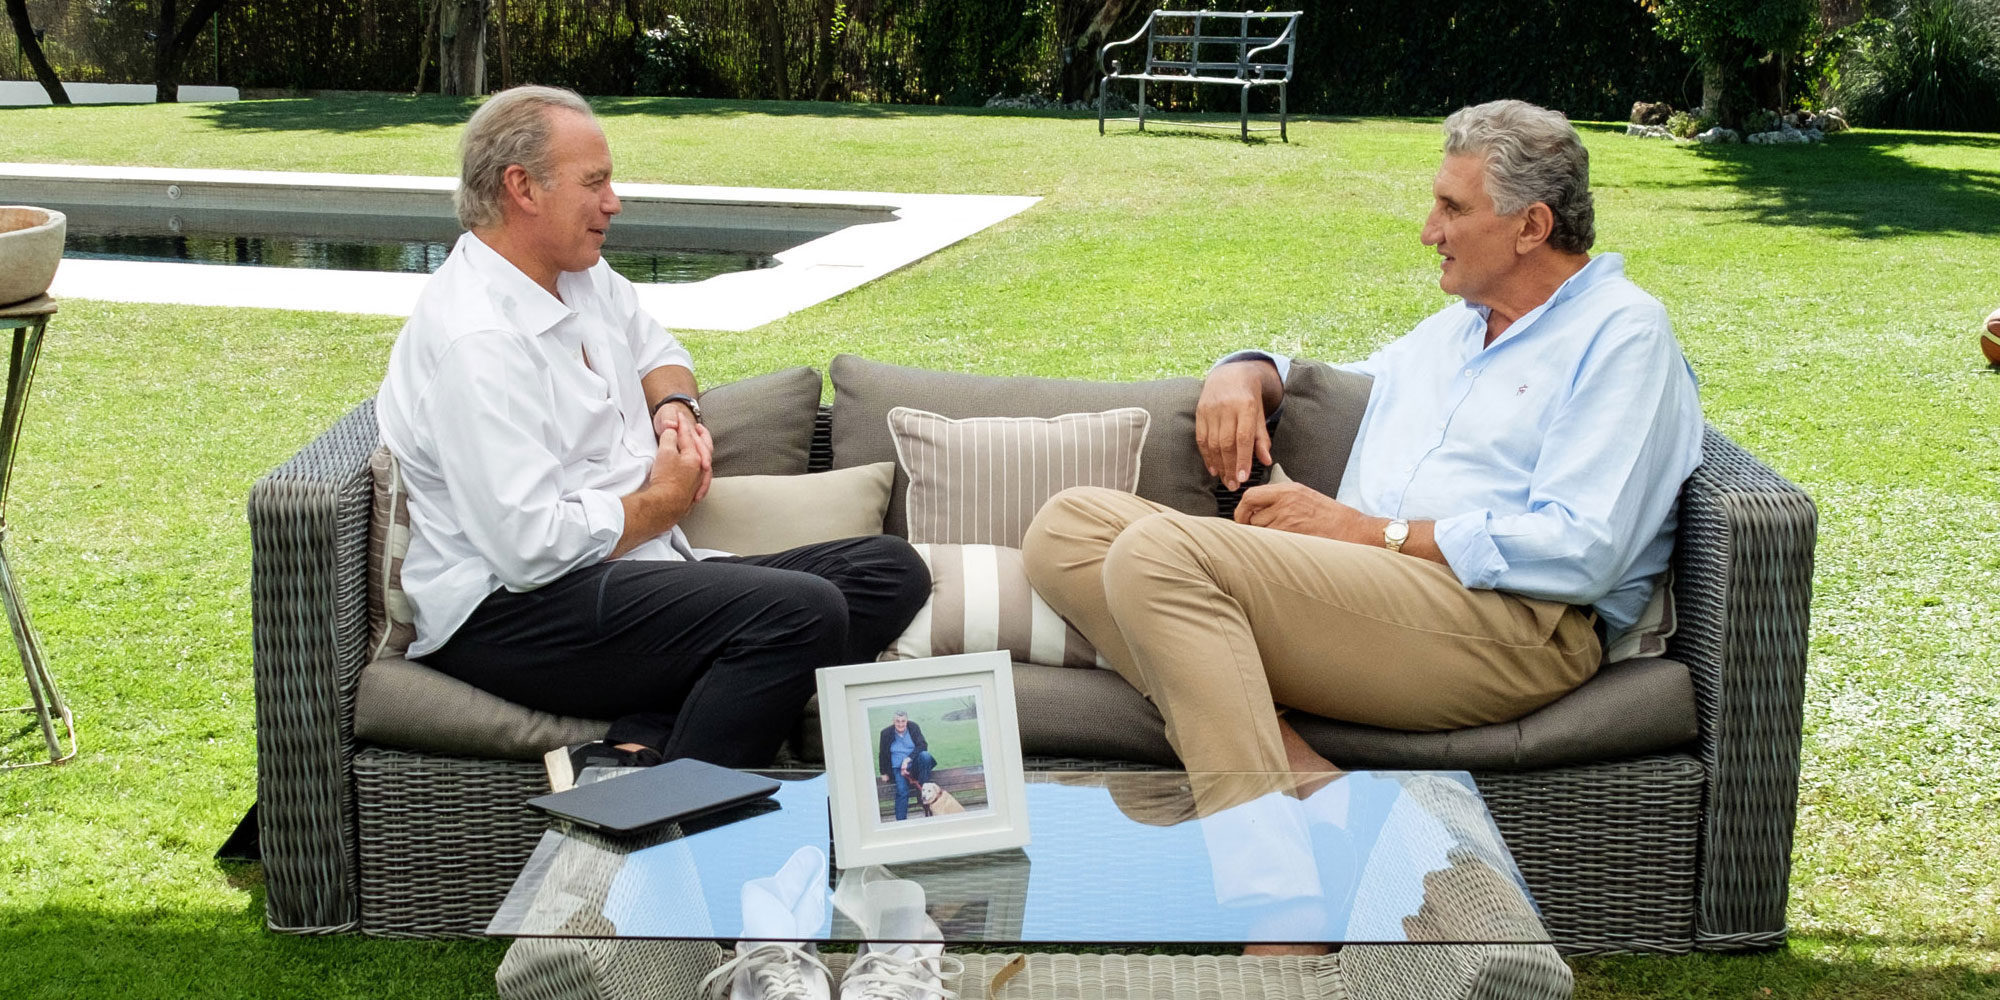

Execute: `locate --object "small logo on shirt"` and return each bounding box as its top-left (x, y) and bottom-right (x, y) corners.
top-left (1515, 384), bottom-right (1529, 396)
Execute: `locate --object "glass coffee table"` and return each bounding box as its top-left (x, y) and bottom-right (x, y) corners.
top-left (488, 770), bottom-right (1571, 1000)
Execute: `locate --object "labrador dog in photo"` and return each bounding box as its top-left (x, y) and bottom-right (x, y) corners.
top-left (921, 782), bottom-right (965, 815)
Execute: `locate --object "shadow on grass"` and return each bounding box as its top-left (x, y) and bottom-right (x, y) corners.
top-left (0, 881), bottom-right (505, 1000)
top-left (1585, 123), bottom-right (2000, 239)
top-left (195, 93), bottom-right (982, 133)
top-left (1573, 936), bottom-right (2000, 999)
top-left (193, 91), bottom-right (1355, 134)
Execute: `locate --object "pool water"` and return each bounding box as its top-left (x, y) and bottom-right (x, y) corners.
top-left (51, 204), bottom-right (791, 285)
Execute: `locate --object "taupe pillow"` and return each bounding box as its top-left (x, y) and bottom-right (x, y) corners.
top-left (885, 543), bottom-right (1104, 670)
top-left (678, 462), bottom-right (895, 556)
top-left (367, 446), bottom-right (417, 660)
top-left (887, 406), bottom-right (1151, 547)
top-left (829, 355), bottom-right (1212, 535)
top-left (700, 366), bottom-right (823, 477)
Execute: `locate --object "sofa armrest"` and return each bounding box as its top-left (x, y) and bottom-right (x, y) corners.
top-left (1668, 425), bottom-right (1816, 950)
top-left (249, 399), bottom-right (379, 933)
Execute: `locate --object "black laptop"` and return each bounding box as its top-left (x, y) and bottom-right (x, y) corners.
top-left (525, 758), bottom-right (781, 835)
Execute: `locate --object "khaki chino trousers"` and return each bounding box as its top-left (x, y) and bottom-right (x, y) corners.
top-left (1021, 487), bottom-right (1601, 775)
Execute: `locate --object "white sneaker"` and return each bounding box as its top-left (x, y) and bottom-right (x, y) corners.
top-left (701, 847), bottom-right (834, 1000)
top-left (839, 879), bottom-right (962, 1000)
top-left (701, 941), bottom-right (833, 1000)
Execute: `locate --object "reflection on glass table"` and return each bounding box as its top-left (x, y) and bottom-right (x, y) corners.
top-left (487, 770), bottom-right (1549, 948)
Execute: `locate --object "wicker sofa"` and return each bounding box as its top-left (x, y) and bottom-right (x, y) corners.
top-left (249, 354), bottom-right (1815, 953)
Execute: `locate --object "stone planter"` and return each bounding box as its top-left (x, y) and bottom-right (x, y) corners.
top-left (0, 206), bottom-right (65, 306)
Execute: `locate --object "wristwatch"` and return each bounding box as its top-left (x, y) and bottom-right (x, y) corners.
top-left (650, 393), bottom-right (703, 424)
top-left (1383, 519), bottom-right (1410, 553)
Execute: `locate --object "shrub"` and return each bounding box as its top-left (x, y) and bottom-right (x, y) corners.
top-left (1837, 0), bottom-right (2000, 130)
top-left (634, 15), bottom-right (708, 97)
top-left (1741, 107), bottom-right (1781, 132)
top-left (1666, 109), bottom-right (1700, 137)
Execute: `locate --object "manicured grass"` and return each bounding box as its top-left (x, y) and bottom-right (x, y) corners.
top-left (1, 95), bottom-right (1997, 999)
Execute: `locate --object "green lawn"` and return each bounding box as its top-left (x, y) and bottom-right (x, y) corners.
top-left (0, 95), bottom-right (1996, 999)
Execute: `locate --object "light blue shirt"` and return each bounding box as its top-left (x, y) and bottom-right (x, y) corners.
top-left (1224, 253), bottom-right (1704, 635)
top-left (890, 729), bottom-right (916, 770)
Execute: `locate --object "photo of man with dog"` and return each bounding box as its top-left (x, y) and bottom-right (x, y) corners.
top-left (866, 691), bottom-right (990, 824)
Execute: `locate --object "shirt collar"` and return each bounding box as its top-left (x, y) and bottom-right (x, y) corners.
top-left (454, 231), bottom-right (576, 337)
top-left (1458, 252), bottom-right (1623, 344)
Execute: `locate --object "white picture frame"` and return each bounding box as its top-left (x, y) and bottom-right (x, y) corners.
top-left (816, 651), bottom-right (1030, 869)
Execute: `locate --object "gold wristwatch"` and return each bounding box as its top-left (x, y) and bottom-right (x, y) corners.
top-left (1383, 519), bottom-right (1410, 553)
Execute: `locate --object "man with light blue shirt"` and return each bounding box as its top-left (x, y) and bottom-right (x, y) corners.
top-left (1023, 99), bottom-right (1704, 780)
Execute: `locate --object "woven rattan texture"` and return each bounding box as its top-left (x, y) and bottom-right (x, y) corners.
top-left (494, 946), bottom-right (1574, 1000)
top-left (353, 748), bottom-right (551, 937)
top-left (1668, 429), bottom-right (1815, 951)
top-left (250, 400), bottom-right (380, 933)
top-left (809, 406), bottom-right (834, 473)
top-left (1477, 757), bottom-right (1702, 954)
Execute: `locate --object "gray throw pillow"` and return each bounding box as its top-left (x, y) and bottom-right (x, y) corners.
top-left (829, 355), bottom-right (1213, 536)
top-left (700, 366), bottom-right (824, 477)
top-left (1269, 360), bottom-right (1374, 499)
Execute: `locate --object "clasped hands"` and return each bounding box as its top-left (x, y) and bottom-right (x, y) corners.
top-left (1196, 361), bottom-right (1380, 544)
top-left (650, 402), bottom-right (714, 505)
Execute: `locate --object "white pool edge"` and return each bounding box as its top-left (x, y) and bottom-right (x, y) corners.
top-left (4, 164), bottom-right (1037, 331)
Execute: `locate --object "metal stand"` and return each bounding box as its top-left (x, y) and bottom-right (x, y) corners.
top-left (0, 295), bottom-right (74, 770)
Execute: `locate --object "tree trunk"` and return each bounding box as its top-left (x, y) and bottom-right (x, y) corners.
top-left (1057, 0), bottom-right (1139, 104)
top-left (152, 0), bottom-right (225, 104)
top-left (4, 0), bottom-right (68, 105)
top-left (812, 0), bottom-right (836, 101)
top-left (1700, 62), bottom-right (1725, 114)
top-left (441, 0), bottom-right (488, 96)
top-left (754, 0), bottom-right (788, 100)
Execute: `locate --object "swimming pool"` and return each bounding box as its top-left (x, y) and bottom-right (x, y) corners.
top-left (50, 200), bottom-right (785, 285)
top-left (1, 164), bottom-right (1037, 331)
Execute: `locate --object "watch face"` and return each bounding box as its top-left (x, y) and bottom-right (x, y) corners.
top-left (1386, 521), bottom-right (1410, 543)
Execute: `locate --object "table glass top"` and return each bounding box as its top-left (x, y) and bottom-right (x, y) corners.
top-left (487, 769), bottom-right (1548, 947)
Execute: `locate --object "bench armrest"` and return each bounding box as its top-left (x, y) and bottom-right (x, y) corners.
top-left (249, 399), bottom-right (380, 933)
top-left (1668, 425), bottom-right (1816, 949)
top-left (1099, 12), bottom-right (1155, 77)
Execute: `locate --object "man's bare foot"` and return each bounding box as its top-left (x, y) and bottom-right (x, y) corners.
top-left (1277, 716), bottom-right (1344, 797)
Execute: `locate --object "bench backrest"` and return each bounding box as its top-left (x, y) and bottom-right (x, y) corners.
top-left (1137, 10), bottom-right (1300, 81)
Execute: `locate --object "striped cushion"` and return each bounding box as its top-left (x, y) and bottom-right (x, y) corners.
top-left (367, 446), bottom-right (418, 660)
top-left (888, 406), bottom-right (1151, 547)
top-left (886, 544), bottom-right (1104, 669)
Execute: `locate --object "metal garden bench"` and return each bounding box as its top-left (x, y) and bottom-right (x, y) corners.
top-left (1098, 10), bottom-right (1301, 142)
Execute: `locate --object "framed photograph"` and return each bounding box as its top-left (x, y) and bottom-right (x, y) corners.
top-left (816, 651), bottom-right (1030, 868)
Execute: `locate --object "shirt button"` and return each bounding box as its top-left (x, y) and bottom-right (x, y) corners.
top-left (1436, 421), bottom-right (1446, 430)
top-left (1463, 369), bottom-right (1475, 378)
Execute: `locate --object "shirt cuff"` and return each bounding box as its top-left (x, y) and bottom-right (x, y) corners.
top-left (574, 488), bottom-right (628, 555)
top-left (1212, 350), bottom-right (1291, 384)
top-left (1432, 509), bottom-right (1507, 590)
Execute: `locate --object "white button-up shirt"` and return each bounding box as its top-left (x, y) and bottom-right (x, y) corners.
top-left (377, 232), bottom-right (696, 656)
top-left (1227, 253), bottom-right (1705, 635)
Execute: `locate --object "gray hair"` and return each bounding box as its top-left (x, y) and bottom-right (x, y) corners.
top-left (455, 85), bottom-right (596, 230)
top-left (893, 711), bottom-right (909, 720)
top-left (1441, 100), bottom-right (1595, 254)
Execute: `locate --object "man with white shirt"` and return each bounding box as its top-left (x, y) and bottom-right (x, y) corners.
top-left (376, 87), bottom-right (928, 789)
top-left (1023, 99), bottom-right (1705, 781)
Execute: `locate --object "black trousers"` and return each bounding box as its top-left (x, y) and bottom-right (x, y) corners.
top-left (421, 535), bottom-right (930, 767)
